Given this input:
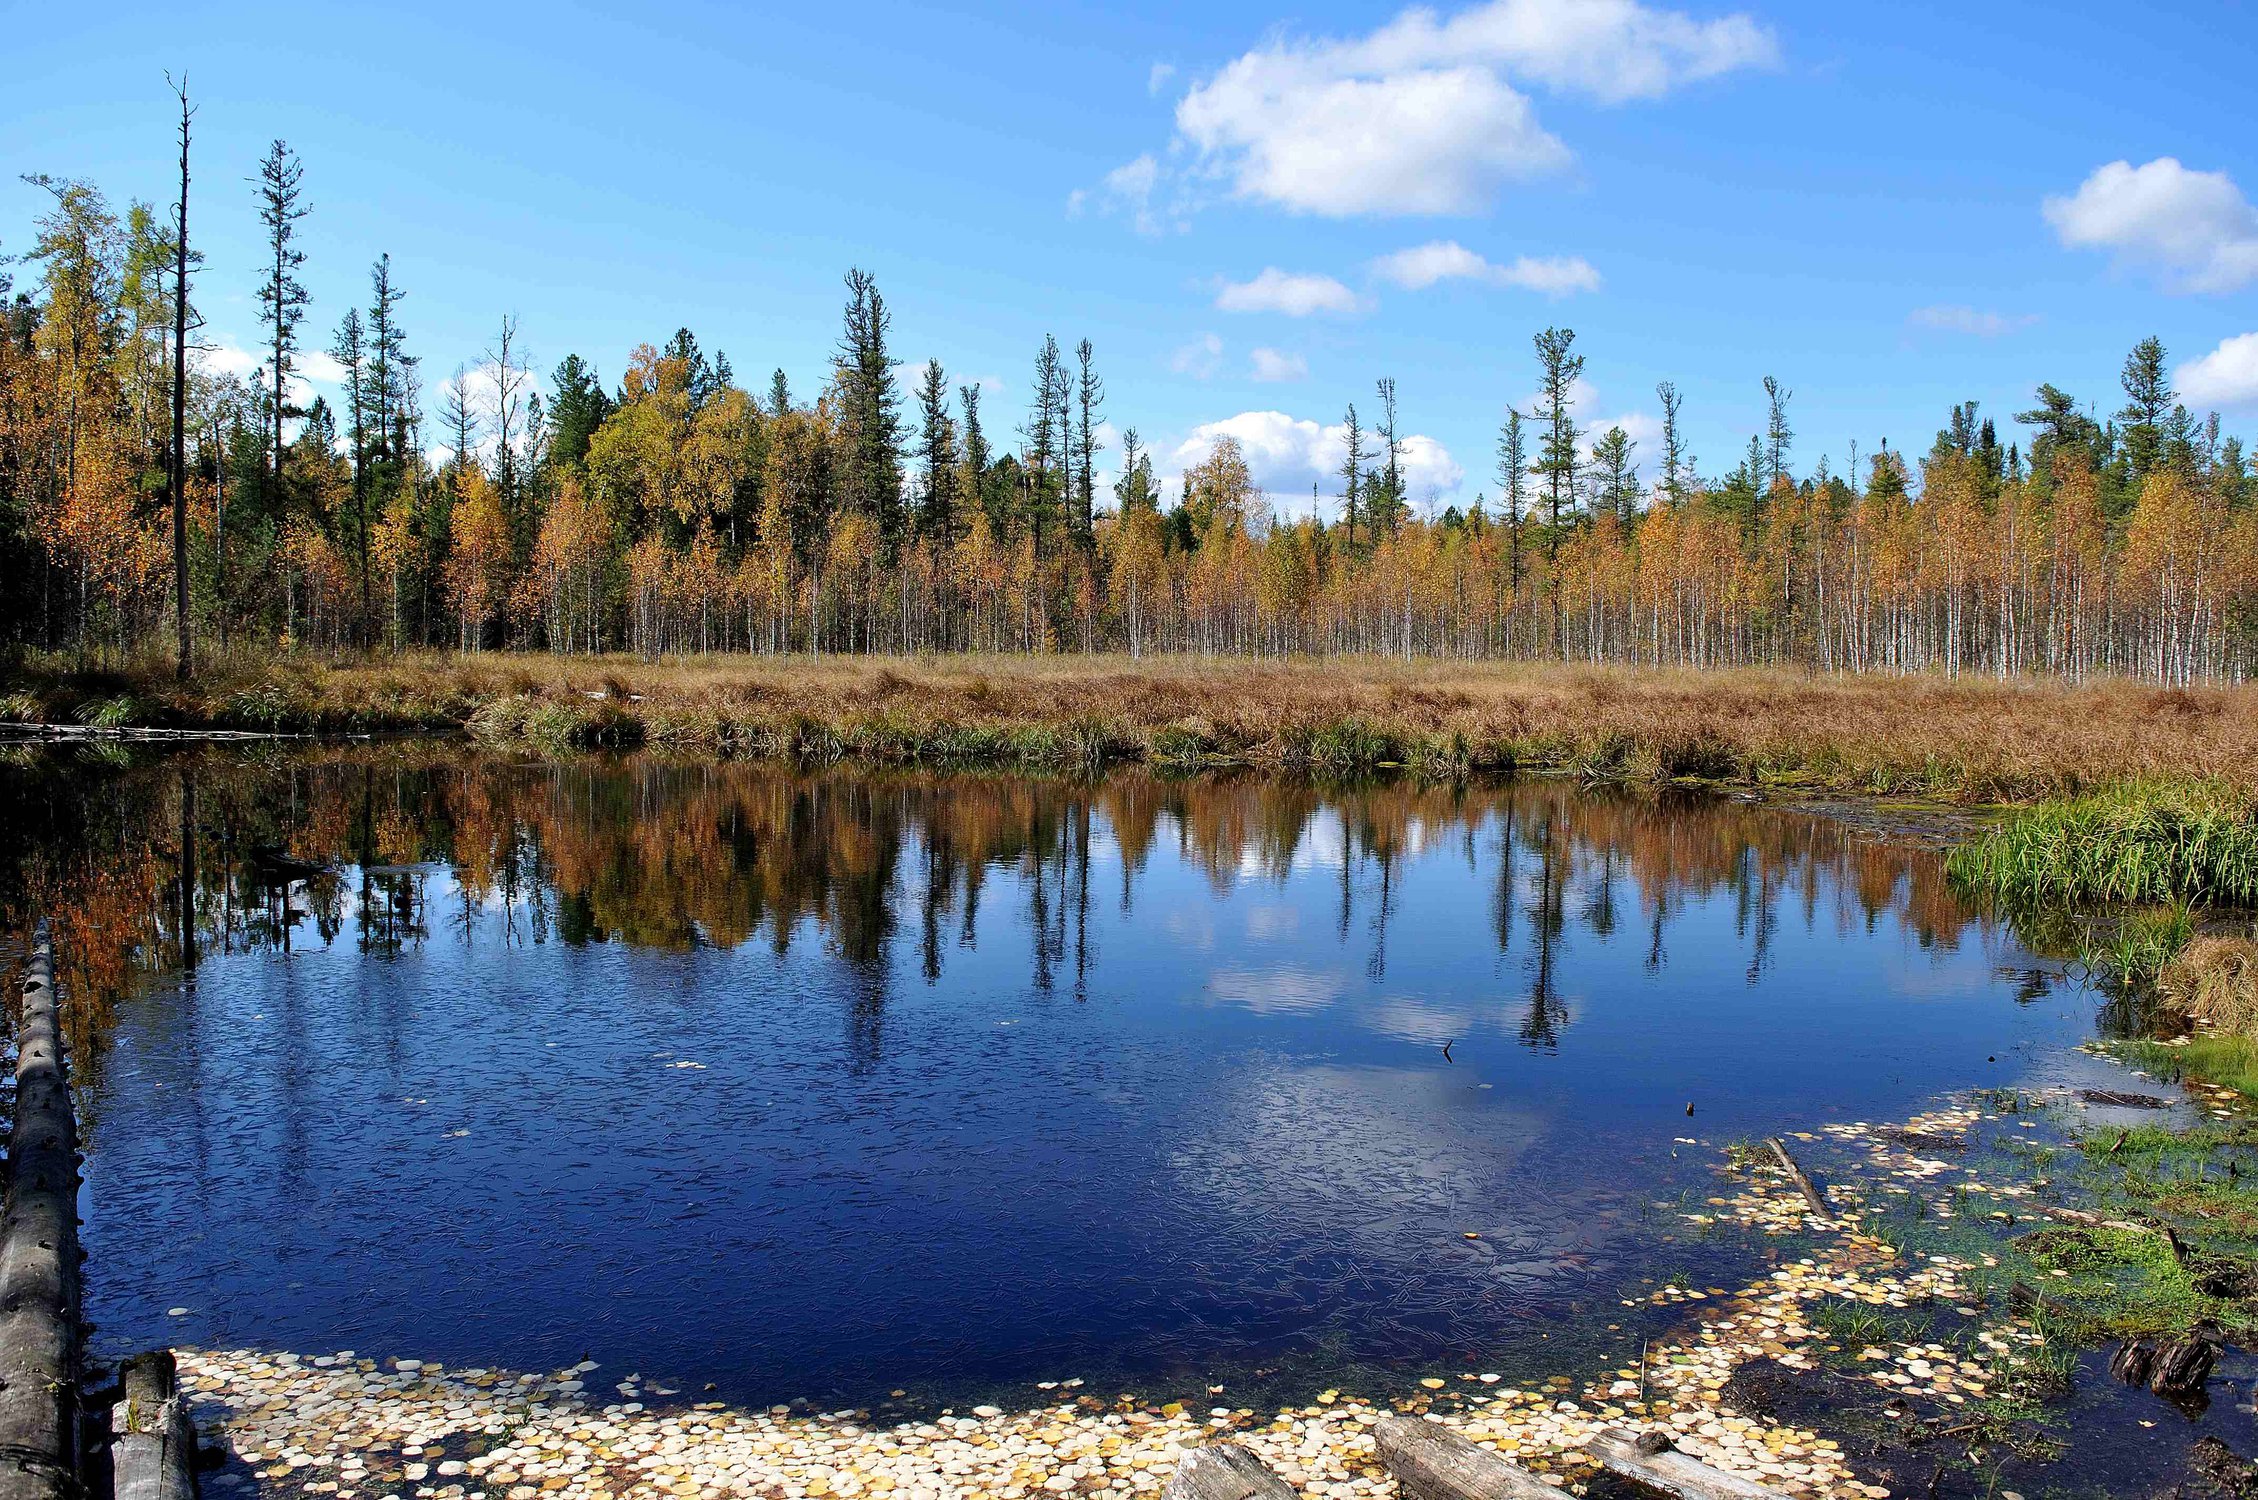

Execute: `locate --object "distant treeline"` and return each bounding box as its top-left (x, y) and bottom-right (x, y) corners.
top-left (4, 141), bottom-right (2255, 681)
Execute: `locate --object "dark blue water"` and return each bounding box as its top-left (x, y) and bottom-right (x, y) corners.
top-left (14, 754), bottom-right (2091, 1406)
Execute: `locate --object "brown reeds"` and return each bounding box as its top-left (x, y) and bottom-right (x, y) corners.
top-left (9, 650), bottom-right (2258, 801)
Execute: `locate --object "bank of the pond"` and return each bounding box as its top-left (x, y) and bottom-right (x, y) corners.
top-left (177, 1084), bottom-right (2258, 1500)
top-left (1947, 784), bottom-right (2258, 1100)
top-left (10, 652), bottom-right (2258, 799)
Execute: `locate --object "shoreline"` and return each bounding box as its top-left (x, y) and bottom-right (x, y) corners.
top-left (172, 1073), bottom-right (2240, 1500)
top-left (10, 652), bottom-right (2258, 802)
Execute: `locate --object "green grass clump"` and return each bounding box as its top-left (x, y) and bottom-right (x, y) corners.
top-left (2106, 1036), bottom-right (2258, 1099)
top-left (1946, 782), bottom-right (2258, 906)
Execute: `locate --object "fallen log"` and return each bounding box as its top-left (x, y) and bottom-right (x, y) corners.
top-left (1763, 1137), bottom-right (1829, 1218)
top-left (1586, 1428), bottom-right (1789, 1500)
top-left (0, 924), bottom-right (82, 1500)
top-left (114, 1351), bottom-right (197, 1500)
top-left (1161, 1442), bottom-right (1294, 1500)
top-left (1374, 1415), bottom-right (1561, 1500)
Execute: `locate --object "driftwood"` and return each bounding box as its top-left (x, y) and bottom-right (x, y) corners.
top-left (0, 925), bottom-right (82, 1500)
top-left (2149, 1331), bottom-right (2219, 1398)
top-left (114, 1351), bottom-right (197, 1500)
top-left (1161, 1443), bottom-right (1294, 1500)
top-left (1374, 1415), bottom-right (1561, 1500)
top-left (1763, 1137), bottom-right (1829, 1218)
top-left (1587, 1428), bottom-right (1789, 1500)
top-left (2077, 1088), bottom-right (2172, 1110)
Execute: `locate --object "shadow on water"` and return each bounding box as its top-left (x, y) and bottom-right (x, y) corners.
top-left (0, 745), bottom-right (2093, 1410)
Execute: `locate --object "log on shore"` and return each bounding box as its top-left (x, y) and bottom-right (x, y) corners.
top-left (1161, 1443), bottom-right (1294, 1500)
top-left (1586, 1428), bottom-right (1789, 1500)
top-left (1374, 1415), bottom-right (1562, 1500)
top-left (115, 1351), bottom-right (197, 1500)
top-left (0, 924), bottom-right (83, 1500)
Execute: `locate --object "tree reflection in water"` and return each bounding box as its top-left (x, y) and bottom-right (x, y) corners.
top-left (1, 746), bottom-right (2017, 1082)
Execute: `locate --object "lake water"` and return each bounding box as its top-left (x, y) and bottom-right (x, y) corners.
top-left (0, 749), bottom-right (2097, 1410)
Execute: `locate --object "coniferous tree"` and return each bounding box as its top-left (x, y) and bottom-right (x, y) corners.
top-left (1113, 428), bottom-right (1157, 512)
top-left (1338, 403), bottom-right (1365, 548)
top-left (1073, 338), bottom-right (1102, 551)
top-left (835, 269), bottom-right (905, 557)
top-left (914, 358), bottom-right (958, 546)
top-left (1531, 326), bottom-right (1584, 655)
top-left (1496, 407), bottom-right (1527, 592)
top-left (1763, 375), bottom-right (1793, 492)
top-left (252, 140), bottom-right (308, 507)
top-left (1024, 336), bottom-right (1066, 555)
top-left (1591, 426), bottom-right (1638, 522)
top-left (2117, 336), bottom-right (2173, 485)
top-left (545, 355), bottom-right (609, 471)
top-left (1373, 377), bottom-right (1405, 535)
top-left (330, 306), bottom-right (368, 572)
top-left (1656, 382), bottom-right (1687, 506)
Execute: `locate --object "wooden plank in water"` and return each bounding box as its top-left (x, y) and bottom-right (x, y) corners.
top-left (1376, 1415), bottom-right (1563, 1500)
top-left (1587, 1428), bottom-right (1789, 1500)
top-left (115, 1351), bottom-right (198, 1500)
top-left (1162, 1442), bottom-right (1295, 1500)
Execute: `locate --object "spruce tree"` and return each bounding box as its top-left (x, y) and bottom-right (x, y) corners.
top-left (1338, 403), bottom-right (1364, 548)
top-left (252, 139), bottom-right (308, 507)
top-left (1073, 339), bottom-right (1103, 550)
top-left (1496, 407), bottom-right (1527, 592)
top-left (836, 269), bottom-right (905, 556)
top-left (1531, 327), bottom-right (1584, 656)
top-left (915, 358), bottom-right (957, 546)
top-left (1656, 382), bottom-right (1687, 505)
top-left (2117, 336), bottom-right (2173, 485)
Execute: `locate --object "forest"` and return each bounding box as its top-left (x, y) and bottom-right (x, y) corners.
top-left (5, 135), bottom-right (2256, 684)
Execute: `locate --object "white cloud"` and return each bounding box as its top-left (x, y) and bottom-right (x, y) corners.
top-left (1371, 239), bottom-right (1600, 296)
top-left (1170, 333), bottom-right (1225, 379)
top-left (1215, 268), bottom-right (1363, 316)
top-left (1180, 62), bottom-right (1566, 218)
top-left (1166, 411), bottom-right (1465, 516)
top-left (2179, 332), bottom-right (2258, 409)
top-left (1249, 348), bottom-right (1309, 382)
top-left (1148, 62), bottom-right (1177, 95)
top-left (2044, 157), bottom-right (2258, 294)
top-left (1085, 152), bottom-right (1176, 235)
top-left (1096, 0), bottom-right (1776, 221)
top-left (1907, 304), bottom-right (2038, 337)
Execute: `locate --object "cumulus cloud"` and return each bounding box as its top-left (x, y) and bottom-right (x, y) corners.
top-left (1371, 239), bottom-right (1601, 296)
top-left (1170, 332), bottom-right (1225, 379)
top-left (1907, 304), bottom-right (2039, 337)
top-left (1088, 0), bottom-right (1776, 221)
top-left (2044, 157), bottom-right (2258, 294)
top-left (2179, 332), bottom-right (2258, 409)
top-left (1215, 268), bottom-right (1363, 316)
top-left (1166, 411), bottom-right (1465, 516)
top-left (1148, 62), bottom-right (1177, 95)
top-left (1249, 348), bottom-right (1309, 382)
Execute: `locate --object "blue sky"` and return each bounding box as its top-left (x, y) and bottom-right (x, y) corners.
top-left (6, 0), bottom-right (2257, 512)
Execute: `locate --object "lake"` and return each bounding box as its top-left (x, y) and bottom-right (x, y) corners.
top-left (0, 748), bottom-right (2095, 1411)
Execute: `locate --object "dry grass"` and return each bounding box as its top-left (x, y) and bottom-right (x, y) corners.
top-left (9, 648), bottom-right (2258, 799)
top-left (2165, 936), bottom-right (2258, 1036)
